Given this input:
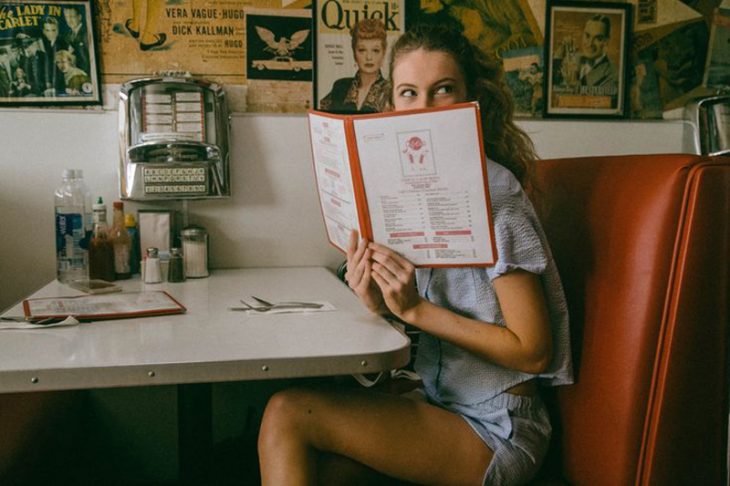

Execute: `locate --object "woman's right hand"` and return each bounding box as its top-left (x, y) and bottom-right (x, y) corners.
top-left (345, 231), bottom-right (387, 315)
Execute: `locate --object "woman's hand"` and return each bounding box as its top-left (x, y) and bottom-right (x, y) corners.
top-left (345, 231), bottom-right (387, 315)
top-left (368, 242), bottom-right (423, 321)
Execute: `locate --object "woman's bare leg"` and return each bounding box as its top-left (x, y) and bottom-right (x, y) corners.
top-left (258, 387), bottom-right (493, 486)
top-left (140, 0), bottom-right (165, 44)
top-left (128, 0), bottom-right (142, 32)
top-left (317, 452), bottom-right (414, 485)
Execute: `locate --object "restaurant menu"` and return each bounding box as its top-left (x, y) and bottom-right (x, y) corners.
top-left (23, 291), bottom-right (186, 321)
top-left (308, 102), bottom-right (497, 267)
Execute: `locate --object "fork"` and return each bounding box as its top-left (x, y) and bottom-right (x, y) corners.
top-left (231, 299), bottom-right (323, 312)
top-left (250, 296), bottom-right (322, 308)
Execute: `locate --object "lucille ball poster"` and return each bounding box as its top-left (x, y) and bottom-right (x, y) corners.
top-left (313, 0), bottom-right (406, 113)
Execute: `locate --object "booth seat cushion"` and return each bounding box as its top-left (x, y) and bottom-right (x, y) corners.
top-left (534, 154), bottom-right (729, 485)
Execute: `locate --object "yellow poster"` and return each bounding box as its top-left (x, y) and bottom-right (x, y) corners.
top-left (97, 0), bottom-right (311, 112)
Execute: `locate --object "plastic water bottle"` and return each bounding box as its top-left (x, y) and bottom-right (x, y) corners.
top-left (54, 169), bottom-right (91, 282)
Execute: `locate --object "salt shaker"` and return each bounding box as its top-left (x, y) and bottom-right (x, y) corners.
top-left (167, 247), bottom-right (186, 282)
top-left (181, 225), bottom-right (209, 278)
top-left (144, 247), bottom-right (162, 284)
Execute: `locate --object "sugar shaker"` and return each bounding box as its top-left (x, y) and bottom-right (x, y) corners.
top-left (181, 225), bottom-right (209, 278)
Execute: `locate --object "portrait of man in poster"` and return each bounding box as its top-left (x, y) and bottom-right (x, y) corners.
top-left (551, 13), bottom-right (619, 102)
top-left (546, 5), bottom-right (628, 116)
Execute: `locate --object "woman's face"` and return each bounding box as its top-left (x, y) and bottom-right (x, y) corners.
top-left (56, 56), bottom-right (72, 73)
top-left (391, 48), bottom-right (467, 111)
top-left (354, 38), bottom-right (385, 75)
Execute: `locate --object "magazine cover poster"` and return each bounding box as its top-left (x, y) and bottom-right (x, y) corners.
top-left (633, 20), bottom-right (710, 113)
top-left (313, 0), bottom-right (406, 114)
top-left (0, 1), bottom-right (101, 105)
top-left (545, 3), bottom-right (630, 118)
top-left (503, 47), bottom-right (544, 117)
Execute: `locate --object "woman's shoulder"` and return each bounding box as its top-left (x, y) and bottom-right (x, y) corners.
top-left (323, 77), bottom-right (356, 99)
top-left (487, 159), bottom-right (523, 197)
top-left (486, 158), bottom-right (539, 224)
top-left (331, 77), bottom-right (356, 89)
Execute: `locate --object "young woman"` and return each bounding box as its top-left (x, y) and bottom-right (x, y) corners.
top-left (54, 50), bottom-right (90, 95)
top-left (319, 18), bottom-right (391, 113)
top-left (259, 24), bottom-right (573, 486)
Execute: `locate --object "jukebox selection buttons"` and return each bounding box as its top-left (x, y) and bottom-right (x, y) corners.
top-left (142, 166), bottom-right (209, 195)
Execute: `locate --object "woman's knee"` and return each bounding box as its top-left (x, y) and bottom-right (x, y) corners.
top-left (259, 388), bottom-right (320, 448)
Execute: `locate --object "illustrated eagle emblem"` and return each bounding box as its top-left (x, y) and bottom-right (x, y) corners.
top-left (255, 26), bottom-right (310, 57)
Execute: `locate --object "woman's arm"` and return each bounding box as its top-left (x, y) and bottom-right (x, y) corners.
top-left (369, 242), bottom-right (553, 374)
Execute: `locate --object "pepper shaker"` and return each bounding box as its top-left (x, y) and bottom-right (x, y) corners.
top-left (167, 247), bottom-right (186, 282)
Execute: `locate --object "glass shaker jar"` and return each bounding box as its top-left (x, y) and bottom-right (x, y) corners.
top-left (181, 225), bottom-right (209, 278)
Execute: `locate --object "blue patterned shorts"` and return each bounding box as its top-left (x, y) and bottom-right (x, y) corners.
top-left (416, 389), bottom-right (551, 486)
top-left (461, 392), bottom-right (551, 486)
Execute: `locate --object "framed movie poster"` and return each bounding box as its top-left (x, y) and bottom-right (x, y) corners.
top-left (312, 0), bottom-right (406, 114)
top-left (544, 1), bottom-right (631, 118)
top-left (0, 0), bottom-right (101, 106)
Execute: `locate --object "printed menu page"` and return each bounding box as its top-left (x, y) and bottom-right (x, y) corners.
top-left (309, 113), bottom-right (363, 252)
top-left (308, 103), bottom-right (496, 267)
top-left (353, 105), bottom-right (495, 266)
top-left (24, 291), bottom-right (186, 320)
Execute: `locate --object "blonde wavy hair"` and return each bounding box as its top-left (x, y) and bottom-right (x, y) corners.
top-left (388, 24), bottom-right (539, 195)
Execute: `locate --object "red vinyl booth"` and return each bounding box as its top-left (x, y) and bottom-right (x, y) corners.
top-left (535, 154), bottom-right (729, 485)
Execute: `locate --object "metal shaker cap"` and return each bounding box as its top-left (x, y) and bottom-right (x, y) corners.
top-left (181, 225), bottom-right (207, 237)
top-left (146, 247), bottom-right (159, 258)
top-left (180, 225), bottom-right (208, 240)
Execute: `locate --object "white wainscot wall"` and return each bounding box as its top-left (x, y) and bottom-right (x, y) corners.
top-left (0, 109), bottom-right (690, 310)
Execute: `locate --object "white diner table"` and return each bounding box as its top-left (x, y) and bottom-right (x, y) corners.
top-left (0, 266), bottom-right (411, 483)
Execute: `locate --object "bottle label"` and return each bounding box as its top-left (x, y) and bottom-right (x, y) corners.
top-left (114, 244), bottom-right (131, 274)
top-left (56, 212), bottom-right (85, 268)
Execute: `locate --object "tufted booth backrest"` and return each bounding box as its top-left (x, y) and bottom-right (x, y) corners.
top-left (535, 154), bottom-right (730, 485)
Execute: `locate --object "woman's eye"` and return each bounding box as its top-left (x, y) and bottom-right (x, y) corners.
top-left (435, 85), bottom-right (453, 95)
top-left (399, 89), bottom-right (416, 98)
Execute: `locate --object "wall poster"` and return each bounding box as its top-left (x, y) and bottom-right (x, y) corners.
top-left (96, 0), bottom-right (311, 112)
top-left (245, 7), bottom-right (312, 112)
top-left (628, 0), bottom-right (712, 118)
top-left (0, 0), bottom-right (102, 106)
top-left (312, 0), bottom-right (406, 114)
top-left (544, 0), bottom-right (631, 118)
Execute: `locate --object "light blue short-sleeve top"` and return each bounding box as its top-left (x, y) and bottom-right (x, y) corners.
top-left (414, 159), bottom-right (574, 407)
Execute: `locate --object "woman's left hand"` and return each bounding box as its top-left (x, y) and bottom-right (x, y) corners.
top-left (368, 242), bottom-right (422, 321)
